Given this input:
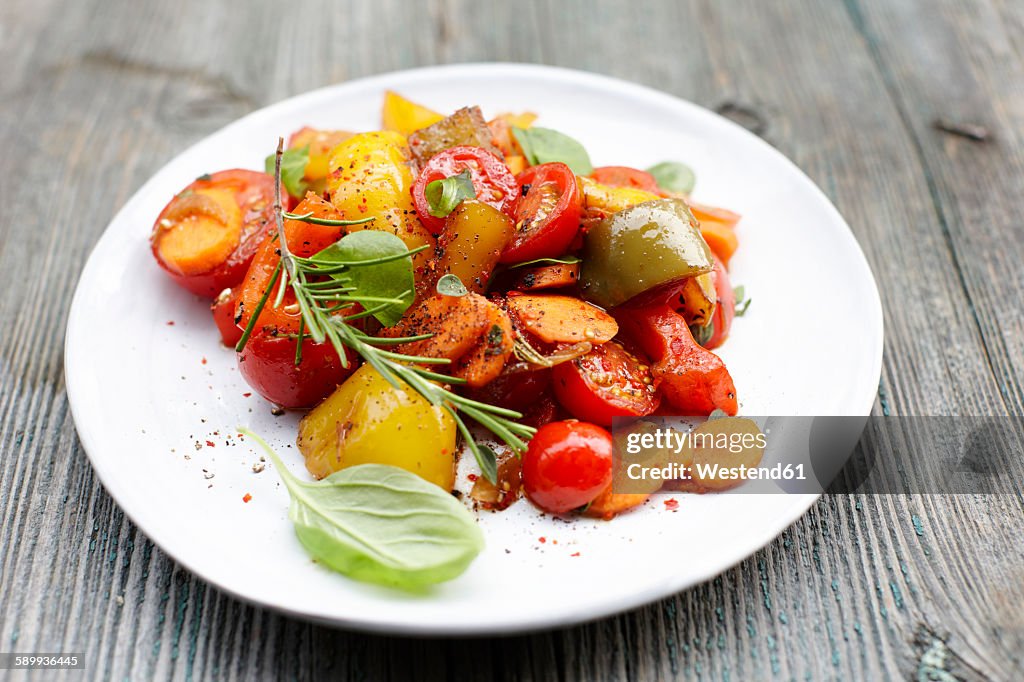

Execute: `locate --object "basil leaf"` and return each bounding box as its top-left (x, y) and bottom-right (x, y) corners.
top-left (424, 169), bottom-right (475, 218)
top-left (244, 431), bottom-right (484, 589)
top-left (315, 231), bottom-right (415, 327)
top-left (265, 145), bottom-right (310, 199)
top-left (733, 285), bottom-right (751, 317)
top-left (512, 127), bottom-right (593, 175)
top-left (508, 255), bottom-right (582, 269)
top-left (436, 273), bottom-right (468, 297)
top-left (646, 161), bottom-right (696, 194)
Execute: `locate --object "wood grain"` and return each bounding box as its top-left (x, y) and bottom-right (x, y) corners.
top-left (1, 0), bottom-right (1022, 679)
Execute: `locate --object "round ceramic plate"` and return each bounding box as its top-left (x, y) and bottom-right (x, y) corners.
top-left (66, 64), bottom-right (883, 634)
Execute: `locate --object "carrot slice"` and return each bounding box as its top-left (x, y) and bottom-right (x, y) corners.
top-left (154, 189), bottom-right (242, 276)
top-left (513, 262), bottom-right (580, 291)
top-left (388, 293), bottom-right (514, 387)
top-left (451, 306), bottom-right (514, 387)
top-left (584, 486), bottom-right (651, 520)
top-left (700, 220), bottom-right (740, 267)
top-left (506, 294), bottom-right (617, 344)
top-left (689, 201), bottom-right (741, 228)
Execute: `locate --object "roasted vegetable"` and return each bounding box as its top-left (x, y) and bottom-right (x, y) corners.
top-left (579, 176), bottom-right (659, 217)
top-left (683, 417), bottom-right (764, 492)
top-left (287, 127), bottom-right (354, 186)
top-left (506, 293), bottom-right (618, 345)
top-left (387, 293), bottom-right (515, 388)
top-left (326, 131), bottom-right (435, 268)
top-left (580, 199), bottom-right (714, 309)
top-left (297, 364), bottom-right (458, 489)
top-left (381, 90), bottom-right (444, 136)
top-left (408, 106), bottom-right (501, 166)
top-left (698, 218), bottom-right (740, 267)
top-left (510, 261), bottom-right (580, 291)
top-left (615, 304), bottom-right (738, 415)
top-left (428, 200), bottom-right (514, 294)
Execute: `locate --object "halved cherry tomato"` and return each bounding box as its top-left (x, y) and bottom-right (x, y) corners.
top-left (552, 341), bottom-right (660, 426)
top-left (211, 286), bottom-right (243, 348)
top-left (235, 194), bottom-right (360, 408)
top-left (704, 257), bottom-right (735, 350)
top-left (501, 163), bottom-right (582, 263)
top-left (151, 170), bottom-right (275, 297)
top-left (522, 421), bottom-right (613, 514)
top-left (615, 304), bottom-right (737, 415)
top-left (411, 146), bottom-right (518, 234)
top-left (590, 166), bottom-right (660, 193)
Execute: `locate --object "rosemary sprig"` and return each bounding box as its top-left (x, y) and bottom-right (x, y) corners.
top-left (240, 138), bottom-right (535, 481)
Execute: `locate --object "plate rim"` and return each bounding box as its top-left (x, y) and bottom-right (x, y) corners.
top-left (65, 62), bottom-right (884, 635)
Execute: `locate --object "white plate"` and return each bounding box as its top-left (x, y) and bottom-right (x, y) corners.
top-left (66, 64), bottom-right (883, 634)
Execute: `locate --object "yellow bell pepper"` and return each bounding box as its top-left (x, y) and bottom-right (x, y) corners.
top-left (381, 91), bottom-right (445, 136)
top-left (297, 364), bottom-right (458, 490)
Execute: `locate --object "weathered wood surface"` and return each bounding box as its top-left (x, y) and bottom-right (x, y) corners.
top-left (1, 0), bottom-right (1022, 679)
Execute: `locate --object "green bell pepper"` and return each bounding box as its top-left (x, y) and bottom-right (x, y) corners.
top-left (580, 199), bottom-right (714, 308)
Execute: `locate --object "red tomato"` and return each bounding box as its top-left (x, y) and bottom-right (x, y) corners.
top-left (704, 257), bottom-right (735, 350)
top-left (552, 341), bottom-right (660, 426)
top-left (464, 368), bottom-right (552, 413)
top-left (590, 166), bottom-right (660, 193)
top-left (151, 170), bottom-right (275, 297)
top-left (238, 332), bottom-right (357, 409)
top-left (501, 163), bottom-right (583, 263)
top-left (211, 286), bottom-right (243, 348)
top-left (522, 421), bottom-right (614, 514)
top-left (411, 146), bottom-right (518, 234)
top-left (615, 305), bottom-right (737, 415)
top-left (234, 194), bottom-right (360, 408)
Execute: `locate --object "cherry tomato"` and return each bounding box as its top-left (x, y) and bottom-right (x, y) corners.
top-left (501, 163), bottom-right (582, 264)
top-left (238, 331), bottom-right (357, 409)
top-left (590, 166), bottom-right (660, 193)
top-left (211, 286), bottom-right (243, 348)
top-left (522, 421), bottom-right (613, 514)
top-left (552, 341), bottom-right (660, 426)
top-left (704, 257), bottom-right (735, 350)
top-left (411, 146), bottom-right (518, 234)
top-left (151, 170), bottom-right (275, 297)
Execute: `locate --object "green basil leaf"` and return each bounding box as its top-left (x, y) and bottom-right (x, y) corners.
top-left (424, 169), bottom-right (475, 218)
top-left (473, 442), bottom-right (499, 485)
top-left (646, 161), bottom-right (696, 194)
top-left (436, 273), bottom-right (468, 297)
top-left (512, 127), bottom-right (593, 175)
top-left (507, 255), bottom-right (582, 269)
top-left (315, 231), bottom-right (415, 327)
top-left (265, 145), bottom-right (310, 199)
top-left (244, 431), bottom-right (484, 589)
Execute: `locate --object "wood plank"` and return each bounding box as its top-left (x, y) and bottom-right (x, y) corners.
top-left (0, 0), bottom-right (1021, 679)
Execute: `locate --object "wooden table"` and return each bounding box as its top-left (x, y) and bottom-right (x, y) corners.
top-left (2, 0), bottom-right (1022, 678)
